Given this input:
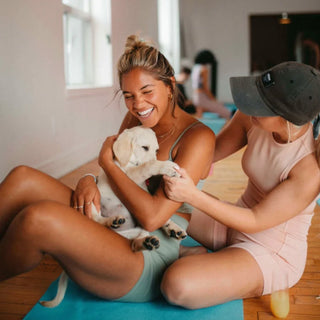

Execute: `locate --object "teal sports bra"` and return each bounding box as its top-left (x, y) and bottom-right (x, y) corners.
top-left (147, 121), bottom-right (204, 214)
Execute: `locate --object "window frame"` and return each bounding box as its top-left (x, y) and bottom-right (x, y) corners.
top-left (62, 0), bottom-right (113, 96)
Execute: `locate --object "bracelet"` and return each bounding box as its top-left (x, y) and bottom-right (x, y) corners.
top-left (82, 173), bottom-right (97, 184)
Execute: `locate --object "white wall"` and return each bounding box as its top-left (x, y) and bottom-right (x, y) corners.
top-left (2, 0), bottom-right (319, 182)
top-left (180, 0), bottom-right (320, 102)
top-left (0, 0), bottom-right (158, 181)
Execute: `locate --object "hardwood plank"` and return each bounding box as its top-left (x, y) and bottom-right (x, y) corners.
top-left (294, 295), bottom-right (320, 305)
top-left (258, 311), bottom-right (320, 319)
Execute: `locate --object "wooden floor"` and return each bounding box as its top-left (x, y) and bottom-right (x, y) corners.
top-left (0, 150), bottom-right (319, 319)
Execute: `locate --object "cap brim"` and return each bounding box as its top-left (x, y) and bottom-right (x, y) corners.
top-left (230, 76), bottom-right (278, 117)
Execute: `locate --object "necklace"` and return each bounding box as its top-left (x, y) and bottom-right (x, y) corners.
top-left (156, 125), bottom-right (176, 145)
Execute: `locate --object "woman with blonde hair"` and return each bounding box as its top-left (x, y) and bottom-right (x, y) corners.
top-left (0, 35), bottom-right (214, 302)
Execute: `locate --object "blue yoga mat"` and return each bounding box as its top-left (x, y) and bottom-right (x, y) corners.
top-left (24, 237), bottom-right (243, 320)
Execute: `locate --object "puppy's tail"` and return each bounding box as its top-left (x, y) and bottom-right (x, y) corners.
top-left (40, 271), bottom-right (68, 308)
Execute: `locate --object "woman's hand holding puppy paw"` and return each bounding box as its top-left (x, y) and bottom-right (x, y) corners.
top-left (163, 167), bottom-right (197, 203)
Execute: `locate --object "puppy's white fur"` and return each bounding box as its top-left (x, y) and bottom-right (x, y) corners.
top-left (40, 126), bottom-right (186, 308)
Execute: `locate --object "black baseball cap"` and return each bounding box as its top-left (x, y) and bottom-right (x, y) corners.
top-left (230, 61), bottom-right (320, 126)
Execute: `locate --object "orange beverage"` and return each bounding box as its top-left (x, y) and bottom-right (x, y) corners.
top-left (270, 268), bottom-right (290, 318)
top-left (270, 289), bottom-right (290, 318)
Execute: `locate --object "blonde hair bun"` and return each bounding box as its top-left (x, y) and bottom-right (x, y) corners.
top-left (124, 35), bottom-right (153, 54)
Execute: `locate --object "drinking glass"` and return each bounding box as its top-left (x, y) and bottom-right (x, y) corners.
top-left (270, 269), bottom-right (290, 319)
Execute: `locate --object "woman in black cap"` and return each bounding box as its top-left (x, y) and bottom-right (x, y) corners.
top-left (162, 61), bottom-right (320, 309)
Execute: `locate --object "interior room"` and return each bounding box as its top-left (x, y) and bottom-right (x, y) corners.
top-left (1, 0), bottom-right (320, 319)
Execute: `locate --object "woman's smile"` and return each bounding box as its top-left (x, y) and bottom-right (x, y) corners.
top-left (137, 107), bottom-right (154, 118)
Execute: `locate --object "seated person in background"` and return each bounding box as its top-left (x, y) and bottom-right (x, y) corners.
top-left (176, 67), bottom-right (196, 115)
top-left (192, 50), bottom-right (231, 119)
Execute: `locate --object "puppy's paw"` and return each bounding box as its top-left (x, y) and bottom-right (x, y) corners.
top-left (169, 228), bottom-right (187, 240)
top-left (109, 215), bottom-right (126, 229)
top-left (162, 221), bottom-right (187, 240)
top-left (143, 236), bottom-right (160, 250)
top-left (159, 161), bottom-right (181, 177)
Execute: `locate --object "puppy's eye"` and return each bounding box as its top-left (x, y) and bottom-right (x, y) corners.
top-left (156, 149), bottom-right (159, 154)
top-left (142, 146), bottom-right (149, 151)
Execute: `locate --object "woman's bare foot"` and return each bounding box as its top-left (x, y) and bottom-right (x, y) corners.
top-left (179, 245), bottom-right (208, 257)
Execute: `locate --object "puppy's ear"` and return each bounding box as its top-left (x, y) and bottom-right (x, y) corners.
top-left (113, 129), bottom-right (133, 167)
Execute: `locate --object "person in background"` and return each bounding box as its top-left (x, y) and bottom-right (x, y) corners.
top-left (162, 61), bottom-right (320, 309)
top-left (176, 66), bottom-right (196, 114)
top-left (191, 50), bottom-right (231, 119)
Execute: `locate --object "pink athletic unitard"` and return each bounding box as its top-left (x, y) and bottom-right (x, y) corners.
top-left (188, 124), bottom-right (318, 294)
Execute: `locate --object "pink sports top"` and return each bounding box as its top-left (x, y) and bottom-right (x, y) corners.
top-left (235, 124), bottom-right (317, 255)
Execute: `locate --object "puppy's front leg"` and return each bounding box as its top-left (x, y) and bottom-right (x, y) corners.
top-left (162, 219), bottom-right (187, 240)
top-left (91, 204), bottom-right (125, 228)
top-left (126, 160), bottom-right (179, 184)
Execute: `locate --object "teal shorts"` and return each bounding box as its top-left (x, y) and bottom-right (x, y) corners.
top-left (115, 214), bottom-right (189, 302)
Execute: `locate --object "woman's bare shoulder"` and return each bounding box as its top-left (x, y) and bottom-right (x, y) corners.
top-left (178, 120), bottom-right (215, 155)
top-left (183, 119), bottom-right (215, 140)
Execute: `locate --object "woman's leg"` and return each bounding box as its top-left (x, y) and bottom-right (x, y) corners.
top-left (0, 200), bottom-right (144, 300)
top-left (0, 165), bottom-right (72, 238)
top-left (161, 247), bottom-right (264, 309)
top-left (196, 92), bottom-right (231, 119)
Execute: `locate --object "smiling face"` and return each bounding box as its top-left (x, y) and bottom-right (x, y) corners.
top-left (121, 68), bottom-right (172, 128)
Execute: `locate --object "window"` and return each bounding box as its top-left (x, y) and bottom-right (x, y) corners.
top-left (62, 0), bottom-right (112, 89)
top-left (157, 0), bottom-right (180, 73)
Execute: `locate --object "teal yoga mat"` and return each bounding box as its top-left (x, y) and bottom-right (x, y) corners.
top-left (24, 237), bottom-right (243, 320)
top-left (200, 118), bottom-right (226, 134)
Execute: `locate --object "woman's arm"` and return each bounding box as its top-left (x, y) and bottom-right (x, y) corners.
top-left (214, 111), bottom-right (251, 162)
top-left (100, 124), bottom-right (215, 232)
top-left (72, 112), bottom-right (139, 218)
top-left (164, 154), bottom-right (320, 233)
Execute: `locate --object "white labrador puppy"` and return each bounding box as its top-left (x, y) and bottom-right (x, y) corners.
top-left (40, 126), bottom-right (186, 308)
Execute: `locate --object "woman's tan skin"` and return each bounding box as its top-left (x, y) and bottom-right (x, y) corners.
top-left (0, 67), bottom-right (215, 301)
top-left (161, 111), bottom-right (320, 309)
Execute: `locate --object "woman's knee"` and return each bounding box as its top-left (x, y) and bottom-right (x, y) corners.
top-left (12, 201), bottom-right (60, 241)
top-left (3, 166), bottom-right (39, 194)
top-left (161, 264), bottom-right (195, 309)
top-left (7, 165), bottom-right (34, 182)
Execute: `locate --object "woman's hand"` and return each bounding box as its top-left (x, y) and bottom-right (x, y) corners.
top-left (163, 167), bottom-right (198, 203)
top-left (72, 175), bottom-right (101, 219)
top-left (98, 134), bottom-right (118, 170)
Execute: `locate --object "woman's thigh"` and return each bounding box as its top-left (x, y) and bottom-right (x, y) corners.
top-left (0, 166), bottom-right (73, 235)
top-left (161, 247), bottom-right (264, 309)
top-left (1, 200), bottom-right (144, 300)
